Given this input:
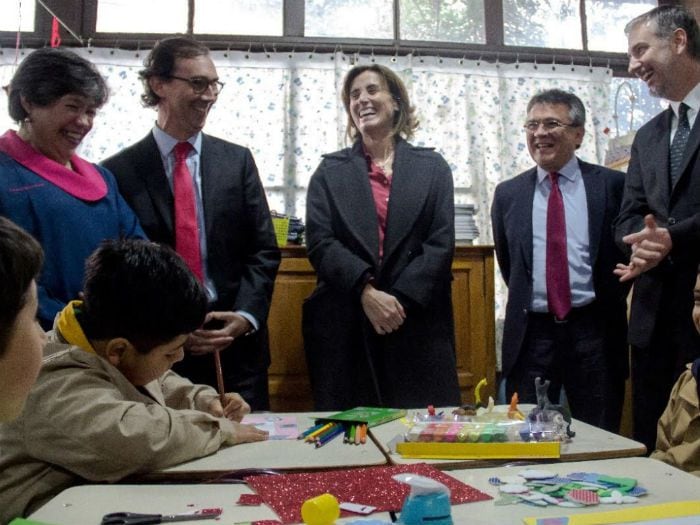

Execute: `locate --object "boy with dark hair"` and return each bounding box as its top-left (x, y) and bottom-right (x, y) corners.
top-left (651, 264), bottom-right (700, 476)
top-left (0, 239), bottom-right (267, 521)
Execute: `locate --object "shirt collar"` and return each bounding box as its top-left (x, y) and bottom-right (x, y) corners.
top-left (670, 82), bottom-right (700, 118)
top-left (536, 155), bottom-right (579, 185)
top-left (151, 124), bottom-right (202, 157)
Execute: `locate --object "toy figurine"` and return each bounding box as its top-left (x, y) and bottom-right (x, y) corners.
top-left (507, 393), bottom-right (525, 420)
top-left (452, 378), bottom-right (488, 416)
top-left (527, 377), bottom-right (575, 439)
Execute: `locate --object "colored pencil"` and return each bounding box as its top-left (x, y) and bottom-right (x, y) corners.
top-left (213, 349), bottom-right (226, 406)
top-left (305, 422), bottom-right (333, 442)
top-left (314, 423), bottom-right (340, 442)
top-left (297, 422), bottom-right (325, 440)
top-left (315, 424), bottom-right (345, 448)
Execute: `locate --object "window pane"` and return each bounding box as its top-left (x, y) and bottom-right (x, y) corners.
top-left (96, 0), bottom-right (187, 33)
top-left (305, 0), bottom-right (393, 38)
top-left (605, 76), bottom-right (665, 170)
top-left (400, 0), bottom-right (485, 43)
top-left (504, 0), bottom-right (582, 49)
top-left (0, 0), bottom-right (35, 32)
top-left (195, 0), bottom-right (283, 36)
top-left (586, 0), bottom-right (656, 52)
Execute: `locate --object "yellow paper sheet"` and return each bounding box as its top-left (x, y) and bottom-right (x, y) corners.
top-left (522, 500), bottom-right (700, 525)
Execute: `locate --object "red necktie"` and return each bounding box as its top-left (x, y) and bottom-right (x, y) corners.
top-left (173, 142), bottom-right (203, 281)
top-left (546, 172), bottom-right (571, 320)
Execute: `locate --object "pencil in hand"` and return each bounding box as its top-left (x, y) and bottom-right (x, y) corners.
top-left (213, 349), bottom-right (226, 406)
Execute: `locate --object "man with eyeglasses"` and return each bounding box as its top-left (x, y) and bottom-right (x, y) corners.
top-left (102, 36), bottom-right (280, 411)
top-left (613, 5), bottom-right (700, 455)
top-left (491, 89), bottom-right (629, 432)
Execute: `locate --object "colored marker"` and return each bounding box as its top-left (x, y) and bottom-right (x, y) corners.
top-left (297, 422), bottom-right (325, 440)
top-left (315, 424), bottom-right (345, 448)
top-left (360, 424), bottom-right (367, 444)
top-left (354, 424), bottom-right (361, 445)
top-left (348, 424), bottom-right (356, 445)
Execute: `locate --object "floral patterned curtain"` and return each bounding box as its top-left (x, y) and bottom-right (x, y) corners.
top-left (0, 47), bottom-right (613, 369)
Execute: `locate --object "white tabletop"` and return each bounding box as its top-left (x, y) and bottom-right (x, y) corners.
top-left (446, 456), bottom-right (700, 524)
top-left (144, 412), bottom-right (388, 480)
top-left (370, 406), bottom-right (647, 469)
top-left (31, 457), bottom-right (698, 525)
top-left (29, 483), bottom-right (357, 524)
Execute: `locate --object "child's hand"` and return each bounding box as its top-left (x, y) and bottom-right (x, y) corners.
top-left (223, 422), bottom-right (269, 445)
top-left (207, 393), bottom-right (250, 422)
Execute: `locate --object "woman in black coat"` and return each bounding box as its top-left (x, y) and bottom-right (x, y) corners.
top-left (303, 64), bottom-right (461, 410)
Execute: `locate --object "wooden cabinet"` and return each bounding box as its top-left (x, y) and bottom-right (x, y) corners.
top-left (266, 245), bottom-right (496, 411)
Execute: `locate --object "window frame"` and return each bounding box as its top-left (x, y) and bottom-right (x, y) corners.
top-left (0, 0), bottom-right (668, 76)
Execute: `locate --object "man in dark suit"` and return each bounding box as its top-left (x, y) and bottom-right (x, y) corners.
top-left (491, 89), bottom-right (629, 432)
top-left (613, 5), bottom-right (700, 453)
top-left (102, 37), bottom-right (280, 411)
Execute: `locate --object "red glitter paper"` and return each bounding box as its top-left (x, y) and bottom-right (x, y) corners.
top-left (238, 493), bottom-right (264, 506)
top-left (245, 463), bottom-right (491, 524)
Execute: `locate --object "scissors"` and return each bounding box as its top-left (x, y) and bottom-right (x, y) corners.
top-left (101, 508), bottom-right (222, 524)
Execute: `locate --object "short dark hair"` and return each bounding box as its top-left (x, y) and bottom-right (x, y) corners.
top-left (0, 218), bottom-right (43, 355)
top-left (527, 88), bottom-right (586, 127)
top-left (80, 239), bottom-right (207, 353)
top-left (625, 5), bottom-right (700, 59)
top-left (341, 64), bottom-right (419, 141)
top-left (6, 47), bottom-right (108, 123)
top-left (139, 36), bottom-right (211, 107)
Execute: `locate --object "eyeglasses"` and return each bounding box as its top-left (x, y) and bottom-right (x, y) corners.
top-left (167, 75), bottom-right (225, 94)
top-left (523, 119), bottom-right (578, 133)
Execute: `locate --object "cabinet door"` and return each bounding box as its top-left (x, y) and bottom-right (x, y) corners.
top-left (267, 256), bottom-right (316, 411)
top-left (451, 247), bottom-right (496, 404)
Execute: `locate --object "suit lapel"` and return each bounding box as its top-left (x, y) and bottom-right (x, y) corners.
top-left (519, 169), bottom-right (536, 277)
top-left (674, 105), bottom-right (700, 192)
top-left (656, 109), bottom-right (673, 200)
top-left (382, 140), bottom-right (429, 264)
top-left (141, 134), bottom-right (175, 235)
top-left (580, 160), bottom-right (604, 266)
top-left (199, 134), bottom-right (219, 243)
top-left (326, 143), bottom-right (379, 263)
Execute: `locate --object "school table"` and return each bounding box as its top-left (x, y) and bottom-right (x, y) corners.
top-left (446, 456), bottom-right (700, 524)
top-left (30, 457), bottom-right (700, 525)
top-left (139, 412), bottom-right (388, 481)
top-left (371, 405), bottom-right (647, 469)
top-left (28, 483), bottom-right (361, 524)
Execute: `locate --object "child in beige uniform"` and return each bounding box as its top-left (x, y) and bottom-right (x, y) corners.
top-left (0, 239), bottom-right (267, 522)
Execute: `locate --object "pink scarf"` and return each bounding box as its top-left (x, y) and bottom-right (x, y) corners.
top-left (0, 129), bottom-right (107, 201)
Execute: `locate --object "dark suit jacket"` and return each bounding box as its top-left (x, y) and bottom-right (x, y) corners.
top-left (491, 159), bottom-right (629, 380)
top-left (613, 107), bottom-right (700, 355)
top-left (302, 138), bottom-right (461, 410)
top-left (102, 133), bottom-right (280, 381)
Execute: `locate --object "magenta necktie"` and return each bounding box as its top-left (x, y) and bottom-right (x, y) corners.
top-left (546, 172), bottom-right (571, 320)
top-left (173, 142), bottom-right (203, 281)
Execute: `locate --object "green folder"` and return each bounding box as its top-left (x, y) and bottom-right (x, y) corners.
top-left (316, 406), bottom-right (406, 427)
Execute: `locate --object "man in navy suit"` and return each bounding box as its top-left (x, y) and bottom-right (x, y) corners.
top-left (491, 89), bottom-right (629, 432)
top-left (103, 37), bottom-right (280, 411)
top-left (613, 5), bottom-right (700, 453)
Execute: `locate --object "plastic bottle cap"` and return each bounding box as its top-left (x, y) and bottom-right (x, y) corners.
top-left (301, 493), bottom-right (340, 525)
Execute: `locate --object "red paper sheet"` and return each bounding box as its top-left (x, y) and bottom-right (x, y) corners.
top-left (245, 462), bottom-right (491, 524)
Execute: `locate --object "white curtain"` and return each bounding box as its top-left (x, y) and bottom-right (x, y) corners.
top-left (0, 47), bottom-right (614, 369)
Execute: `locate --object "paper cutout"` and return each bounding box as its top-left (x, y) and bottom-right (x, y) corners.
top-left (241, 415), bottom-right (298, 440)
